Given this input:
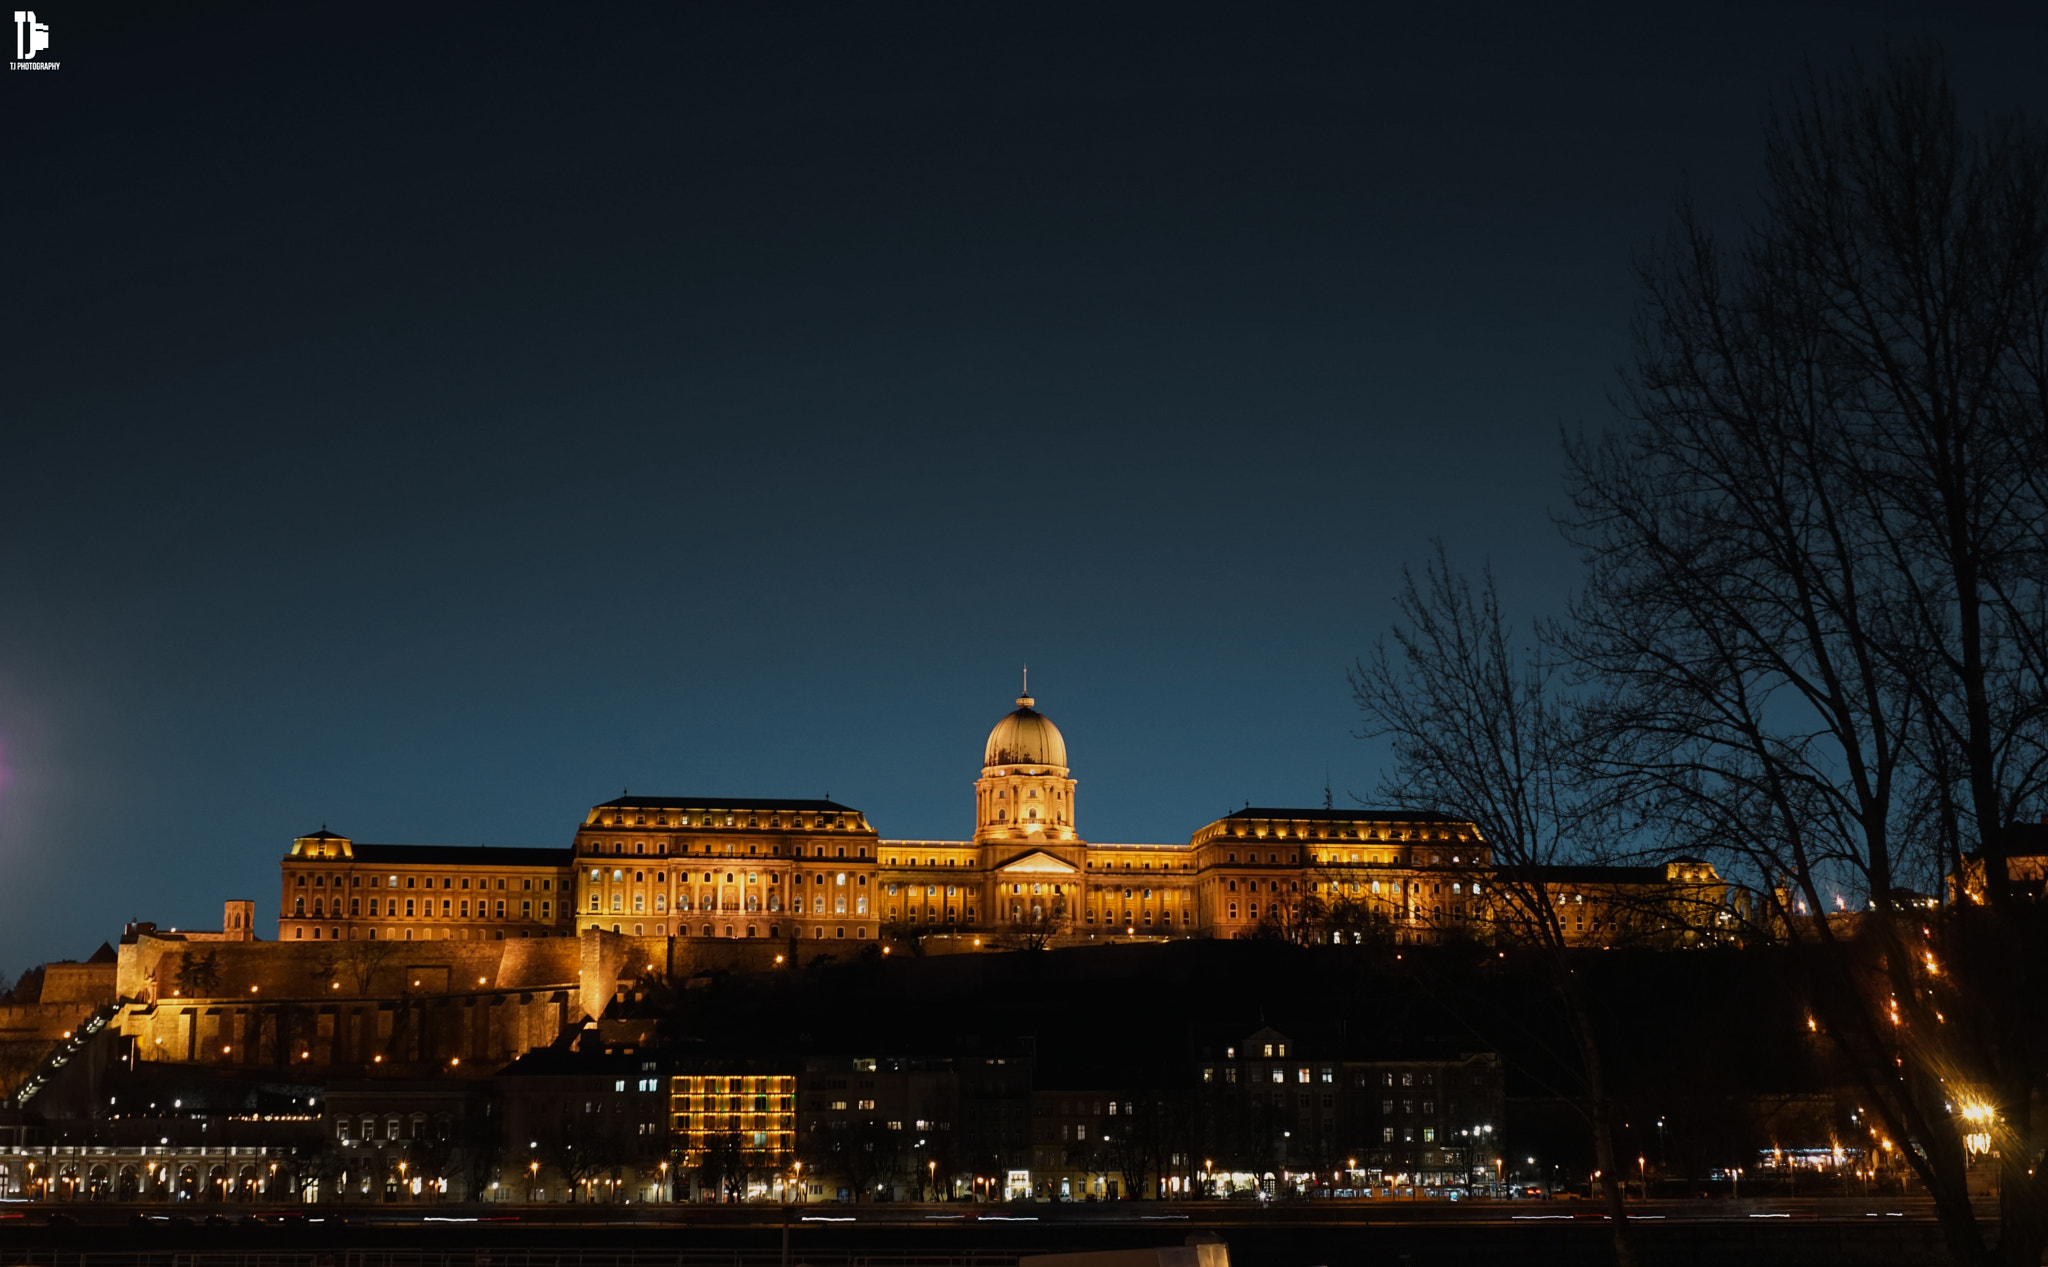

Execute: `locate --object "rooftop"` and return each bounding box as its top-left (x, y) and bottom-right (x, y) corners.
top-left (1224, 807), bottom-right (1467, 823)
top-left (346, 843), bottom-right (571, 867)
top-left (595, 796), bottom-right (858, 813)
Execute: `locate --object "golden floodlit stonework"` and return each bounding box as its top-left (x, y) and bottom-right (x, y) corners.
top-left (270, 687), bottom-right (1730, 952)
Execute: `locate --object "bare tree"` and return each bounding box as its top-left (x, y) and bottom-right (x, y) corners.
top-left (1352, 550), bottom-right (1641, 1267)
top-left (174, 950), bottom-right (221, 997)
top-left (1565, 52), bottom-right (2048, 1267)
top-left (994, 895), bottom-right (1071, 951)
top-left (312, 940), bottom-right (400, 996)
top-left (1102, 1096), bottom-right (1170, 1199)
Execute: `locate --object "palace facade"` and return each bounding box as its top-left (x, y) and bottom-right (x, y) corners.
top-left (274, 687), bottom-right (1726, 950)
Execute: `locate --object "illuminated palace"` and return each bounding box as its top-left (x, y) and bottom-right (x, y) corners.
top-left (276, 687), bottom-right (1722, 949)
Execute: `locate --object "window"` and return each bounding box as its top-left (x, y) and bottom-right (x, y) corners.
top-left (1382, 1127), bottom-right (1395, 1142)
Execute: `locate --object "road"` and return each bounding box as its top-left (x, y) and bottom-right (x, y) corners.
top-left (0, 1198), bottom-right (1979, 1267)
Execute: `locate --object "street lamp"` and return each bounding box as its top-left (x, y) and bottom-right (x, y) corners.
top-left (929, 1159), bottom-right (938, 1202)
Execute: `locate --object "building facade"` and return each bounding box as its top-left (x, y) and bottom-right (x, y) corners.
top-left (280, 834), bottom-right (575, 944)
top-left (671, 1067), bottom-right (797, 1200)
top-left (272, 687), bottom-right (1727, 951)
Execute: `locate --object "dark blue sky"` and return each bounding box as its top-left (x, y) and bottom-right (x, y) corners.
top-left (4, 1), bottom-right (2045, 970)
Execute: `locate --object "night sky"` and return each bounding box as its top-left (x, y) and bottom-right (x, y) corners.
top-left (4, 1), bottom-right (2045, 970)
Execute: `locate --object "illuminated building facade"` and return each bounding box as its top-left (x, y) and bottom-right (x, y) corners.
top-left (670, 1070), bottom-right (798, 1200)
top-left (279, 833), bottom-right (574, 943)
top-left (273, 688), bottom-right (1727, 949)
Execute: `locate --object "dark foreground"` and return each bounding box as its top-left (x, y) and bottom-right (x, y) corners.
top-left (0, 1199), bottom-right (1990, 1267)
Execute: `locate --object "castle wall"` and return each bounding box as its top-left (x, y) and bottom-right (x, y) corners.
top-left (0, 1002), bottom-right (99, 1047)
top-left (94, 929), bottom-right (812, 1080)
top-left (103, 932), bottom-right (589, 1075)
top-left (114, 986), bottom-right (576, 1073)
top-left (36, 962), bottom-right (117, 1006)
top-left (117, 933), bottom-right (581, 1006)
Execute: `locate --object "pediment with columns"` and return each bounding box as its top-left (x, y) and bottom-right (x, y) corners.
top-left (994, 850), bottom-right (1080, 875)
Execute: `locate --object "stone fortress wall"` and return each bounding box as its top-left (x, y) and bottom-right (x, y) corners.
top-left (2, 927), bottom-right (797, 1092)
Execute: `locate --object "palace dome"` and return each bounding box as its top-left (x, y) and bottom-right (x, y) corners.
top-left (984, 694), bottom-right (1068, 769)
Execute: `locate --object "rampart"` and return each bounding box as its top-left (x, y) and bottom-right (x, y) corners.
top-left (94, 929), bottom-right (798, 1076)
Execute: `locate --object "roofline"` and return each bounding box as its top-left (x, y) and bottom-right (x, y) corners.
top-left (595, 797), bottom-right (860, 813)
top-left (1221, 807), bottom-right (1467, 823)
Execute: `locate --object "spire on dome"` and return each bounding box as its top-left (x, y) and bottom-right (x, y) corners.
top-left (1019, 663), bottom-right (1032, 708)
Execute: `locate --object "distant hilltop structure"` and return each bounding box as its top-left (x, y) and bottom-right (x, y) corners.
top-left (3, 684), bottom-right (1739, 1096)
top-left (268, 684), bottom-right (1714, 950)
